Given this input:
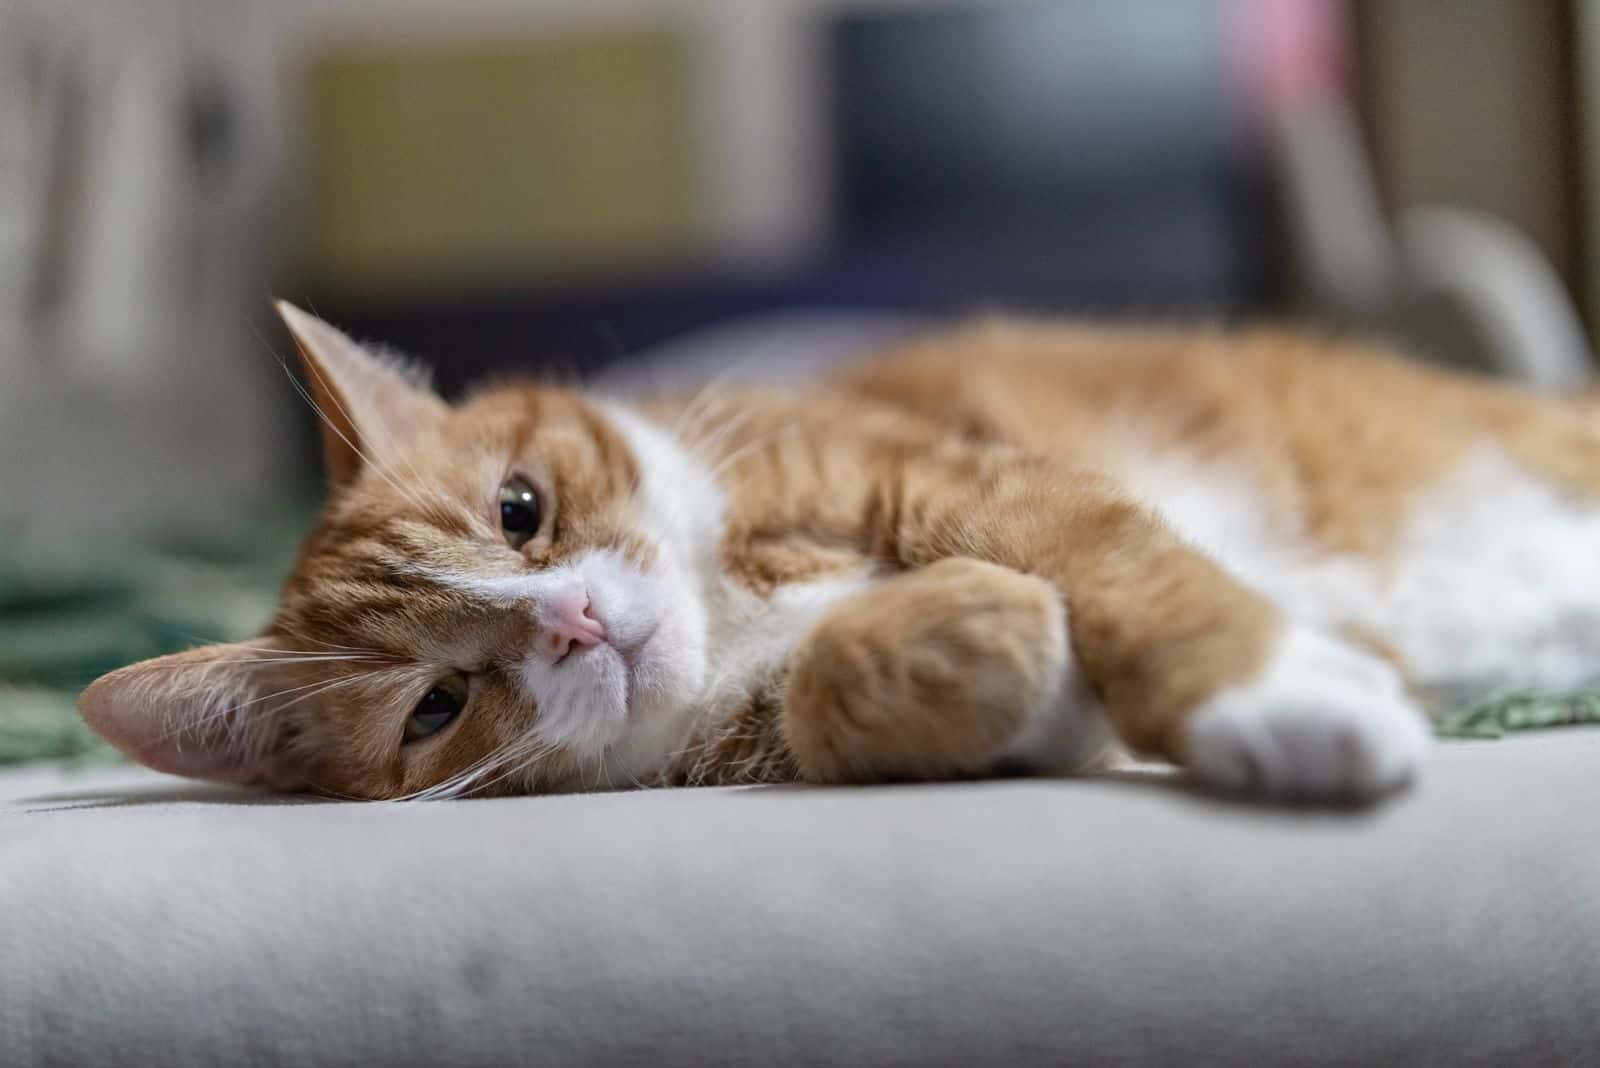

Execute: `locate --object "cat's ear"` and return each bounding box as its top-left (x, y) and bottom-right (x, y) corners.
top-left (274, 300), bottom-right (447, 488)
top-left (78, 639), bottom-right (308, 789)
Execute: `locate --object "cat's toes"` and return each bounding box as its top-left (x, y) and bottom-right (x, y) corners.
top-left (1183, 625), bottom-right (1431, 802)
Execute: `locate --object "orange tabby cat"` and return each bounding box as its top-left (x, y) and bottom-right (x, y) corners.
top-left (80, 303), bottom-right (1600, 802)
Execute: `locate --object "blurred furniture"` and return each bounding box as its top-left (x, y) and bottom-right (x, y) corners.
top-left (1356, 0), bottom-right (1578, 298)
top-left (1269, 89), bottom-right (1593, 389)
top-left (309, 1), bottom-right (1274, 392)
top-left (1258, 0), bottom-right (1592, 389)
top-left (1224, 0), bottom-right (1593, 388)
top-left (309, 0), bottom-right (1593, 396)
top-left (5, 730), bottom-right (1600, 1066)
top-left (0, 0), bottom-right (299, 541)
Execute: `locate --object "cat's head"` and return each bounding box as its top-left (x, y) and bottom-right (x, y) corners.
top-left (78, 303), bottom-right (717, 798)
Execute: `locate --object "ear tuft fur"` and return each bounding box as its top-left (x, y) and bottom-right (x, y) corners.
top-left (273, 300), bottom-right (447, 488)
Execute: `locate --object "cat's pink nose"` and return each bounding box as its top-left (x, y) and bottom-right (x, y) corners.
top-left (543, 590), bottom-right (607, 663)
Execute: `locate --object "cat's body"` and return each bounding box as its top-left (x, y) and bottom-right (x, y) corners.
top-left (80, 309), bottom-right (1600, 802)
top-left (838, 321), bottom-right (1600, 708)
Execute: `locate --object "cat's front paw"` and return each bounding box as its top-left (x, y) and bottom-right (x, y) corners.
top-left (1183, 625), bottom-right (1431, 802)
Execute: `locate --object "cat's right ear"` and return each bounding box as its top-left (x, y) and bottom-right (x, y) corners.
top-left (274, 300), bottom-right (447, 487)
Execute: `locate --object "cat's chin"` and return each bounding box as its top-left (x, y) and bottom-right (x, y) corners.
top-left (597, 614), bottom-right (708, 778)
top-left (619, 622), bottom-right (695, 723)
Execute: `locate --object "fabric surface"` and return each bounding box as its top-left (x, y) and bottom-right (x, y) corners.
top-left (4, 730), bottom-right (1598, 1067)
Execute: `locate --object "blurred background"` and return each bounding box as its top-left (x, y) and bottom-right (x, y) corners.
top-left (6, 0), bottom-right (1598, 758)
top-left (1, 0), bottom-right (1595, 541)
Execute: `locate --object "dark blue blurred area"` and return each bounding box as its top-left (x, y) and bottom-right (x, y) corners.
top-left (326, 0), bottom-right (1273, 392)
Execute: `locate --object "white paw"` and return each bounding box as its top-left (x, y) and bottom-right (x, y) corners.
top-left (1185, 625), bottom-right (1431, 801)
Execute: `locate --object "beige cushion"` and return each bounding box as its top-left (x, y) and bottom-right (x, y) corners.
top-left (4, 731), bottom-right (1599, 1066)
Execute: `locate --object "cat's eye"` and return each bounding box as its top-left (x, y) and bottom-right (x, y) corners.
top-left (498, 476), bottom-right (543, 549)
top-left (405, 673), bottom-right (468, 743)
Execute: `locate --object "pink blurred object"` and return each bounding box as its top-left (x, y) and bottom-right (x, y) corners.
top-left (1225, 0), bottom-right (1352, 115)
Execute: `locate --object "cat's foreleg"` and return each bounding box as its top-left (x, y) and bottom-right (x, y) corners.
top-left (783, 558), bottom-right (1109, 783)
top-left (880, 453), bottom-right (1431, 800)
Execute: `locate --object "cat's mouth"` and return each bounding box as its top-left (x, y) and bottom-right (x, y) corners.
top-left (546, 619), bottom-right (660, 722)
top-left (557, 614), bottom-right (657, 671)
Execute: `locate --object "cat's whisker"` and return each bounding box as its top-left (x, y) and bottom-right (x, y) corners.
top-left (250, 672), bottom-right (367, 729)
top-left (287, 337), bottom-right (436, 510)
top-left (223, 644), bottom-right (391, 659)
top-left (666, 375), bottom-right (716, 437)
top-left (704, 422), bottom-right (809, 484)
top-left (272, 631), bottom-right (395, 656)
top-left (466, 735), bottom-right (562, 799)
top-left (682, 404), bottom-right (761, 466)
top-left (223, 674), bottom-right (356, 717)
top-left (166, 631), bottom-right (393, 662)
top-left (395, 722), bottom-right (544, 802)
top-left (687, 406), bottom-right (893, 531)
top-left (431, 737), bottom-right (531, 799)
top-left (310, 342), bottom-right (440, 510)
top-left (669, 374), bottom-right (740, 444)
top-left (601, 745), bottom-right (647, 791)
top-left (482, 730), bottom-right (563, 794)
top-left (668, 334), bottom-right (803, 446)
top-left (457, 751), bottom-right (539, 801)
top-left (672, 371), bottom-right (780, 454)
top-left (675, 390), bottom-right (742, 455)
top-left (137, 655), bottom-right (389, 670)
top-left (155, 670), bottom-right (370, 745)
top-left (401, 727), bottom-right (556, 802)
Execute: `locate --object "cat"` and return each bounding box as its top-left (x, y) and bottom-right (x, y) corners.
top-left (78, 302), bottom-right (1600, 802)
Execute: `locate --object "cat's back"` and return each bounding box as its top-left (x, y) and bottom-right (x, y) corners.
top-left (836, 318), bottom-right (1600, 555)
top-left (836, 317), bottom-right (1494, 461)
top-left (836, 317), bottom-right (1600, 702)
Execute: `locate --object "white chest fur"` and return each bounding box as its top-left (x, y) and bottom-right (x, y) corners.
top-left (697, 571), bottom-right (879, 717)
top-left (599, 399), bottom-right (879, 779)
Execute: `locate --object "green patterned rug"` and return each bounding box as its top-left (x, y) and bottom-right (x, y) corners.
top-left (0, 509), bottom-right (309, 767)
top-left (1433, 688), bottom-right (1600, 738)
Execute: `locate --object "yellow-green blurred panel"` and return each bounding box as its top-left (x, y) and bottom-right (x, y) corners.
top-left (306, 27), bottom-right (702, 295)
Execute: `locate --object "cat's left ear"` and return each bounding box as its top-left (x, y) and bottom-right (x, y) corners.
top-left (77, 639), bottom-right (309, 789)
top-left (274, 300), bottom-right (447, 488)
